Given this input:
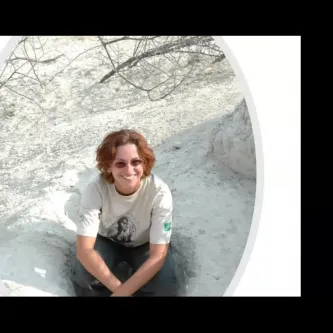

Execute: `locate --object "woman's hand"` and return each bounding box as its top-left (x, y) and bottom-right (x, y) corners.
top-left (110, 291), bottom-right (132, 297)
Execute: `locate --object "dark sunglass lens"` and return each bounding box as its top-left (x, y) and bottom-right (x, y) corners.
top-left (115, 161), bottom-right (126, 168)
top-left (131, 160), bottom-right (142, 166)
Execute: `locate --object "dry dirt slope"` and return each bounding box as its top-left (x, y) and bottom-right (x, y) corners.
top-left (0, 36), bottom-right (255, 296)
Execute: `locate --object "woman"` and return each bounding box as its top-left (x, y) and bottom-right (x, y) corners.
top-left (71, 129), bottom-right (179, 297)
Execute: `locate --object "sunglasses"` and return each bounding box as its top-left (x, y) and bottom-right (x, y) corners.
top-left (113, 158), bottom-right (143, 169)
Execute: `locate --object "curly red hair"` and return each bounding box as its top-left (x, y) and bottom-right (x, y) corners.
top-left (96, 129), bottom-right (156, 184)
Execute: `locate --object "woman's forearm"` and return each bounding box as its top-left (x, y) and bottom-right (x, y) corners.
top-left (111, 256), bottom-right (165, 296)
top-left (77, 249), bottom-right (122, 293)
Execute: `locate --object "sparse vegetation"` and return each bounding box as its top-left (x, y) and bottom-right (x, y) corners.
top-left (0, 36), bottom-right (225, 121)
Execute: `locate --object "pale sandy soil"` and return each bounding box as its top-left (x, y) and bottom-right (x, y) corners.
top-left (0, 36), bottom-right (255, 296)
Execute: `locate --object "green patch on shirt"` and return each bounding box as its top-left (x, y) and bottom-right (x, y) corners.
top-left (163, 221), bottom-right (172, 232)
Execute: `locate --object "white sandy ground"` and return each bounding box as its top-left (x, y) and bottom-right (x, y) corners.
top-left (0, 37), bottom-right (256, 296)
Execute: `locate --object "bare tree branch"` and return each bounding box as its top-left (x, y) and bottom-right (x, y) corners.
top-left (7, 54), bottom-right (63, 64)
top-left (46, 43), bottom-right (102, 85)
top-left (0, 60), bottom-right (27, 89)
top-left (99, 36), bottom-right (217, 83)
top-left (96, 36), bottom-right (224, 101)
top-left (1, 35), bottom-right (225, 120)
top-left (3, 84), bottom-right (45, 114)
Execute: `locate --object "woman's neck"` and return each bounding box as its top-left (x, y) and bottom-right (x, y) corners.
top-left (115, 182), bottom-right (141, 196)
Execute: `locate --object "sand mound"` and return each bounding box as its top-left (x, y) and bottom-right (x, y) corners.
top-left (0, 36), bottom-right (256, 296)
top-left (209, 98), bottom-right (256, 179)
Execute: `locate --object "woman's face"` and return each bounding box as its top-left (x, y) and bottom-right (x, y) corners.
top-left (109, 143), bottom-right (144, 195)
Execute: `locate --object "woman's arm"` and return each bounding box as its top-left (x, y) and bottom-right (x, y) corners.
top-left (111, 243), bottom-right (168, 296)
top-left (75, 181), bottom-right (122, 293)
top-left (76, 235), bottom-right (122, 293)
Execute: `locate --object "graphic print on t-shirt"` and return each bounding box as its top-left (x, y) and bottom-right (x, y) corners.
top-left (106, 215), bottom-right (136, 245)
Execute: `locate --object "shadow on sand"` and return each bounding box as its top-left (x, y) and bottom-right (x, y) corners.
top-left (62, 166), bottom-right (197, 296)
top-left (1, 115), bottom-right (255, 296)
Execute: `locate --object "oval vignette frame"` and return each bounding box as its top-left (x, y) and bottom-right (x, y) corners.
top-left (0, 36), bottom-right (23, 297)
top-left (0, 36), bottom-right (264, 297)
top-left (212, 36), bottom-right (264, 296)
top-left (0, 36), bottom-right (23, 68)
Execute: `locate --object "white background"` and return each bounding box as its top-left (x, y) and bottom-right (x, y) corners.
top-left (0, 36), bottom-right (301, 296)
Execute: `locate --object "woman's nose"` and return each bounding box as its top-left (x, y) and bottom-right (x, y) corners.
top-left (123, 162), bottom-right (133, 173)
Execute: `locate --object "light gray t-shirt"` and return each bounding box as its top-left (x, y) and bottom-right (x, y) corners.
top-left (76, 172), bottom-right (173, 247)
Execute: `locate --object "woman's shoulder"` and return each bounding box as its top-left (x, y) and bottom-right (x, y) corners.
top-left (82, 172), bottom-right (109, 194)
top-left (143, 173), bottom-right (173, 208)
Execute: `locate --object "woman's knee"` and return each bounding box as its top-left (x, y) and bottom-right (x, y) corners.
top-left (71, 254), bottom-right (93, 288)
top-left (140, 251), bottom-right (179, 296)
top-left (71, 235), bottom-right (118, 287)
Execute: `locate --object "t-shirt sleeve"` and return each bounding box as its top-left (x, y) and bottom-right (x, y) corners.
top-left (76, 181), bottom-right (102, 237)
top-left (149, 186), bottom-right (173, 244)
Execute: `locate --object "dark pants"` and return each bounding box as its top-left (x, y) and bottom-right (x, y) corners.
top-left (70, 234), bottom-right (179, 297)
